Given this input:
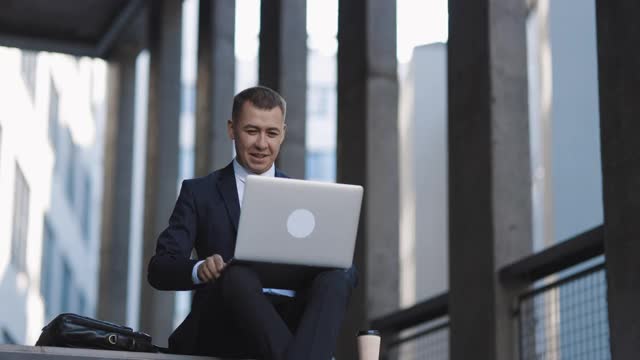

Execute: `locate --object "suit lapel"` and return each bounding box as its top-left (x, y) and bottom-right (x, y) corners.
top-left (275, 168), bottom-right (289, 179)
top-left (217, 162), bottom-right (241, 233)
top-left (217, 163), bottom-right (288, 233)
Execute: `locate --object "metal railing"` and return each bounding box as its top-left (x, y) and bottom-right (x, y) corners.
top-left (383, 319), bottom-right (449, 360)
top-left (517, 262), bottom-right (610, 360)
top-left (371, 294), bottom-right (448, 359)
top-left (501, 226), bottom-right (610, 360)
top-left (371, 226), bottom-right (608, 360)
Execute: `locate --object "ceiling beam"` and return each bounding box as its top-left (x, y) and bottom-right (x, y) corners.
top-left (0, 33), bottom-right (98, 57)
top-left (95, 0), bottom-right (146, 58)
top-left (0, 0), bottom-right (145, 59)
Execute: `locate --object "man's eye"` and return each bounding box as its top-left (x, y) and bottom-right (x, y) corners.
top-left (268, 132), bottom-right (279, 137)
top-left (246, 129), bottom-right (258, 135)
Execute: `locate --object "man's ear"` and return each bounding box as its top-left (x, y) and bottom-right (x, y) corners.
top-left (280, 123), bottom-right (287, 144)
top-left (227, 120), bottom-right (234, 140)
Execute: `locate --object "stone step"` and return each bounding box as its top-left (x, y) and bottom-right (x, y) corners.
top-left (0, 345), bottom-right (237, 360)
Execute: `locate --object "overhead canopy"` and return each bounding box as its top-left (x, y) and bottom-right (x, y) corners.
top-left (0, 0), bottom-right (145, 58)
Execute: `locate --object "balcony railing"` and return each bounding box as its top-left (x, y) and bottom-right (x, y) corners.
top-left (371, 225), bottom-right (608, 360)
top-left (1, 226), bottom-right (608, 360)
top-left (518, 262), bottom-right (610, 360)
top-left (371, 293), bottom-right (448, 360)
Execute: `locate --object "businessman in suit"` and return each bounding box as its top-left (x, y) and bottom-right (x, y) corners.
top-left (148, 86), bottom-right (357, 360)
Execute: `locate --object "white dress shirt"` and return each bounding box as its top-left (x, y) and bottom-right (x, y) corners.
top-left (192, 159), bottom-right (295, 297)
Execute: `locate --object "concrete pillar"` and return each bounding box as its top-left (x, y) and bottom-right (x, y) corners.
top-left (447, 0), bottom-right (532, 359)
top-left (336, 0), bottom-right (399, 358)
top-left (138, 0), bottom-right (182, 346)
top-left (194, 0), bottom-right (235, 176)
top-left (97, 47), bottom-right (138, 326)
top-left (595, 1), bottom-right (640, 358)
top-left (259, 0), bottom-right (307, 179)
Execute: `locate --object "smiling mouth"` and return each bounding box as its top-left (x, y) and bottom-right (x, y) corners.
top-left (250, 153), bottom-right (269, 159)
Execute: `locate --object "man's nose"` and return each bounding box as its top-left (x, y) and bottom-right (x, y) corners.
top-left (255, 133), bottom-right (267, 149)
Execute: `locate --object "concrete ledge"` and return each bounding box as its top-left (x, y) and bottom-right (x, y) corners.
top-left (0, 345), bottom-right (227, 360)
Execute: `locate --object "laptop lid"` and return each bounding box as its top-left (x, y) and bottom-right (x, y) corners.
top-left (234, 176), bottom-right (363, 269)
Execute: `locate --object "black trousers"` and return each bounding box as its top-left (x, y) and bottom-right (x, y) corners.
top-left (194, 265), bottom-right (357, 360)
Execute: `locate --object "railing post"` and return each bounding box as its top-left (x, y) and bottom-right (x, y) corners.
top-left (595, 0), bottom-right (640, 357)
top-left (138, 0), bottom-right (183, 346)
top-left (259, 0), bottom-right (307, 179)
top-left (336, 0), bottom-right (400, 358)
top-left (448, 0), bottom-right (532, 358)
top-left (194, 0), bottom-right (236, 176)
top-left (98, 45), bottom-right (139, 326)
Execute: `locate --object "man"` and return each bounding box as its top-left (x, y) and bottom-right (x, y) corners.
top-left (148, 86), bottom-right (357, 360)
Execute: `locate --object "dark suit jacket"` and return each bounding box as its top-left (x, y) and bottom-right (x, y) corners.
top-left (147, 161), bottom-right (288, 354)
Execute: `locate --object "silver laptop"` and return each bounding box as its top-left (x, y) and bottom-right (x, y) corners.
top-left (232, 175), bottom-right (363, 286)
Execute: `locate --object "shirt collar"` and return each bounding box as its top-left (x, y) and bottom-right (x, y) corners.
top-left (233, 158), bottom-right (275, 183)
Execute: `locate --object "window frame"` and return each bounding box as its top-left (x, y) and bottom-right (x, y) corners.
top-left (11, 163), bottom-right (30, 273)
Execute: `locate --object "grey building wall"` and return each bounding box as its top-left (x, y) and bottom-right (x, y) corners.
top-left (549, 0), bottom-right (602, 242)
top-left (547, 1), bottom-right (607, 359)
top-left (399, 43), bottom-right (448, 305)
top-left (0, 48), bottom-right (106, 344)
top-left (397, 2), bottom-right (595, 309)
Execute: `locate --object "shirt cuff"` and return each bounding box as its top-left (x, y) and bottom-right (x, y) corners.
top-left (192, 260), bottom-right (205, 284)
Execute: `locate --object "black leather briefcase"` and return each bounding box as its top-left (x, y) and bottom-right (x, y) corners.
top-left (35, 313), bottom-right (157, 353)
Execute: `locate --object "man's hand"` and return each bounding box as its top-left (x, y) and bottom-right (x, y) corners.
top-left (197, 254), bottom-right (227, 282)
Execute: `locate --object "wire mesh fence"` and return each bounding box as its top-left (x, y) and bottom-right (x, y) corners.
top-left (377, 258), bottom-right (610, 360)
top-left (519, 263), bottom-right (610, 360)
top-left (385, 319), bottom-right (449, 360)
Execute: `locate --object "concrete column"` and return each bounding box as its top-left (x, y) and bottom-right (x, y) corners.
top-left (259, 0), bottom-right (307, 179)
top-left (336, 0), bottom-right (399, 358)
top-left (447, 0), bottom-right (532, 359)
top-left (97, 47), bottom-right (138, 326)
top-left (595, 1), bottom-right (640, 358)
top-left (194, 0), bottom-right (235, 176)
top-left (138, 0), bottom-right (182, 346)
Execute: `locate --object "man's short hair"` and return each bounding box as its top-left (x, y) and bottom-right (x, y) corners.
top-left (232, 86), bottom-right (287, 121)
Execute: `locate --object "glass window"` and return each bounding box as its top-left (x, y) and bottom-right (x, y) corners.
top-left (1, 328), bottom-right (16, 345)
top-left (0, 122), bottom-right (3, 173)
top-left (66, 135), bottom-right (76, 208)
top-left (77, 291), bottom-right (87, 316)
top-left (40, 218), bottom-right (54, 317)
top-left (20, 51), bottom-right (38, 102)
top-left (181, 85), bottom-right (195, 116)
top-left (49, 79), bottom-right (59, 151)
top-left (11, 163), bottom-right (30, 272)
top-left (308, 86), bottom-right (329, 118)
top-left (60, 259), bottom-right (72, 312)
top-left (306, 150), bottom-right (336, 182)
top-left (82, 173), bottom-right (91, 241)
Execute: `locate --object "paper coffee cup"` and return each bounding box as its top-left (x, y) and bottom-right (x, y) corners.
top-left (357, 330), bottom-right (381, 360)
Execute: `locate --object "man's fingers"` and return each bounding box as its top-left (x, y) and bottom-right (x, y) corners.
top-left (206, 258), bottom-right (220, 279)
top-left (213, 255), bottom-right (226, 273)
top-left (206, 257), bottom-right (220, 277)
top-left (197, 255), bottom-right (226, 282)
top-left (199, 262), bottom-right (213, 281)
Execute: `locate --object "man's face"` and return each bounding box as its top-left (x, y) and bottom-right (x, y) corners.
top-left (228, 101), bottom-right (286, 174)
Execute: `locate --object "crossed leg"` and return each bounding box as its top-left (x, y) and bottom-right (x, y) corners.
top-left (215, 265), bottom-right (356, 360)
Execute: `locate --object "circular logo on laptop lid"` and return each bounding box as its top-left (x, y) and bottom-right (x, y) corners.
top-left (287, 209), bottom-right (316, 238)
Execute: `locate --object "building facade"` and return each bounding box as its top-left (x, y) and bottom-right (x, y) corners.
top-left (398, 43), bottom-right (448, 307)
top-left (0, 47), bottom-right (106, 344)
